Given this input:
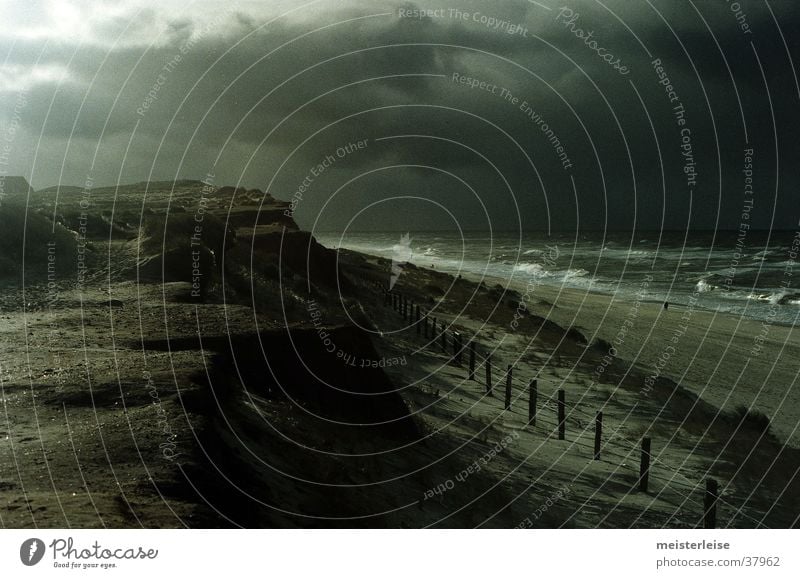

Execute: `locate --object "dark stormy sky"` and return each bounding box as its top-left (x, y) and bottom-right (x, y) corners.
top-left (1, 0), bottom-right (798, 231)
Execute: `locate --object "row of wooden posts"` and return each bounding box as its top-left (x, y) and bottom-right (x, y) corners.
top-left (382, 286), bottom-right (719, 528)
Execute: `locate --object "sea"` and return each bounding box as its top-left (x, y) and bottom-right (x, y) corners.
top-left (316, 230), bottom-right (800, 326)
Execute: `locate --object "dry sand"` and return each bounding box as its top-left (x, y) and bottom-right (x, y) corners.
top-left (1, 180), bottom-right (797, 527)
top-left (503, 280), bottom-right (800, 448)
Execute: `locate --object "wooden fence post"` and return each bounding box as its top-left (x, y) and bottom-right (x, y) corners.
top-left (703, 478), bottom-right (718, 529)
top-left (423, 314), bottom-right (428, 338)
top-left (594, 411), bottom-right (602, 460)
top-left (504, 365), bottom-right (513, 410)
top-left (440, 322), bottom-right (447, 353)
top-left (454, 332), bottom-right (462, 366)
top-left (639, 437), bottom-right (651, 492)
top-left (557, 389), bottom-right (565, 440)
top-left (485, 354), bottom-right (493, 396)
top-left (469, 341), bottom-right (476, 381)
top-left (528, 379), bottom-right (537, 425)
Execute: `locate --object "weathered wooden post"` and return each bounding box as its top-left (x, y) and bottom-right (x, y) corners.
top-left (557, 389), bottom-right (565, 440)
top-left (504, 365), bottom-right (513, 410)
top-left (594, 411), bottom-right (603, 460)
top-left (402, 296), bottom-right (408, 319)
top-left (415, 305), bottom-right (421, 335)
top-left (453, 332), bottom-right (462, 366)
top-left (423, 314), bottom-right (429, 338)
top-left (703, 478), bottom-right (718, 529)
top-left (528, 379), bottom-right (537, 425)
top-left (469, 340), bottom-right (476, 380)
top-left (440, 322), bottom-right (447, 353)
top-left (639, 437), bottom-right (651, 492)
top-left (485, 354), bottom-right (493, 396)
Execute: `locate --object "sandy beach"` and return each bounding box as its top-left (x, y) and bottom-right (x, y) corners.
top-left (0, 181), bottom-right (797, 528)
top-left (525, 283), bottom-right (800, 448)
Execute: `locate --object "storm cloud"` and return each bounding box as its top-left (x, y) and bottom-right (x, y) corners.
top-left (1, 0), bottom-right (798, 231)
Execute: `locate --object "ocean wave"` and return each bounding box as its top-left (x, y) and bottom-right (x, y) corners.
top-left (513, 263), bottom-right (550, 277)
top-left (695, 279), bottom-right (716, 293)
top-left (563, 268), bottom-right (590, 279)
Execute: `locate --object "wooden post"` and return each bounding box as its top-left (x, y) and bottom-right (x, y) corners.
top-left (504, 365), bottom-right (512, 410)
top-left (423, 314), bottom-right (428, 338)
top-left (485, 354), bottom-right (493, 396)
top-left (402, 296), bottom-right (407, 319)
top-left (557, 389), bottom-right (565, 440)
top-left (432, 317), bottom-right (437, 342)
top-left (415, 305), bottom-right (421, 335)
top-left (594, 411), bottom-right (602, 460)
top-left (703, 478), bottom-right (718, 529)
top-left (469, 341), bottom-right (476, 381)
top-left (639, 437), bottom-right (651, 492)
top-left (528, 379), bottom-right (537, 425)
top-left (440, 322), bottom-right (447, 353)
top-left (453, 332), bottom-right (462, 366)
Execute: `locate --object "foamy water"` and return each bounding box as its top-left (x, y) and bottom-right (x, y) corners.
top-left (316, 230), bottom-right (800, 326)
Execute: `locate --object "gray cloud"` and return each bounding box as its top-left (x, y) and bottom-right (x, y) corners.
top-left (1, 0), bottom-right (798, 231)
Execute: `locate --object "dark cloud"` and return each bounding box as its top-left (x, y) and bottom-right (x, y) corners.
top-left (1, 0), bottom-right (798, 231)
